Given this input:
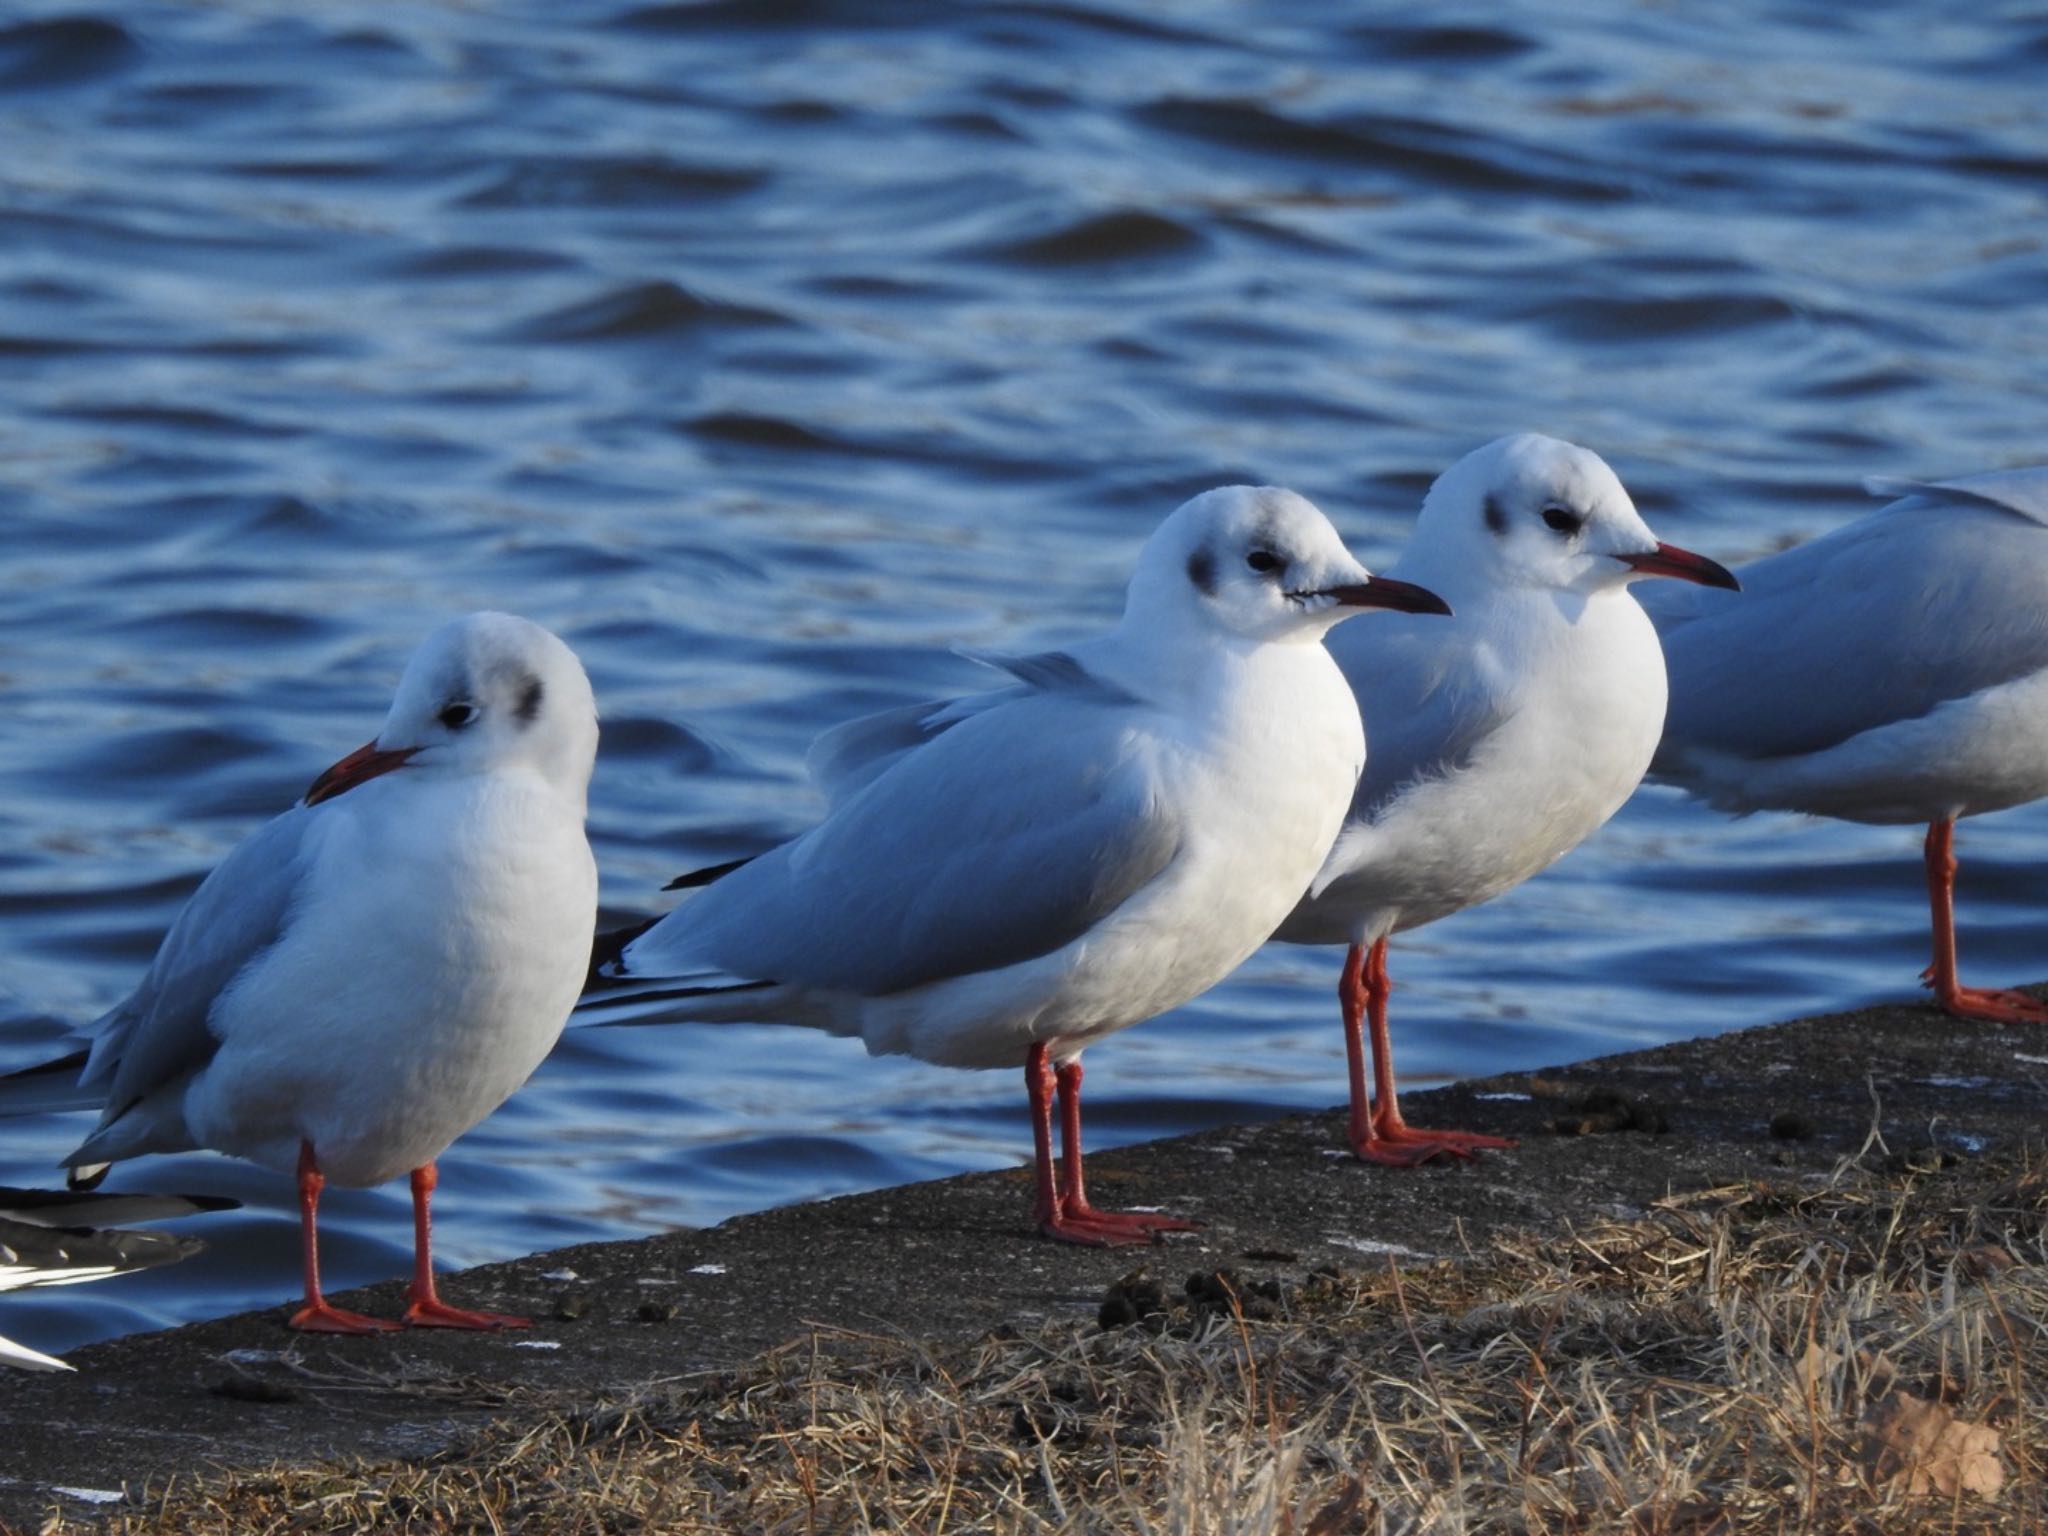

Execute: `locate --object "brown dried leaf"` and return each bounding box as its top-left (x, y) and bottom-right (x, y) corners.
top-left (1959, 1243), bottom-right (2017, 1280)
top-left (1861, 1391), bottom-right (2005, 1500)
top-left (1301, 1474), bottom-right (1366, 1535)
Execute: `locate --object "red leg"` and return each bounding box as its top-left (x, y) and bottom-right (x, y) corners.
top-left (1340, 941), bottom-right (1413, 1164)
top-left (1344, 938), bottom-right (1514, 1165)
top-left (1049, 1056), bottom-right (1199, 1245)
top-left (401, 1164), bottom-right (529, 1330)
top-left (1027, 1041), bottom-right (1063, 1234)
top-left (1919, 818), bottom-right (2048, 1025)
top-left (288, 1141), bottom-right (399, 1334)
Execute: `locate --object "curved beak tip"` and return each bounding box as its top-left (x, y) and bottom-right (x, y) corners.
top-left (1617, 542), bottom-right (1740, 591)
top-left (1324, 577), bottom-right (1453, 617)
top-left (303, 740), bottom-right (420, 807)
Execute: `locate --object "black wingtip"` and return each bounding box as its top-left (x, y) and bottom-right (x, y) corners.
top-left (585, 913), bottom-right (665, 991)
top-left (662, 854), bottom-right (756, 892)
top-left (5, 1046), bottom-right (90, 1084)
top-left (586, 856), bottom-right (760, 990)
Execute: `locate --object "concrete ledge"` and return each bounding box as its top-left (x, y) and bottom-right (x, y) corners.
top-left (2, 991), bottom-right (2043, 1526)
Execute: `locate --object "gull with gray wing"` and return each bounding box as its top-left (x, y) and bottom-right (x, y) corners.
top-left (1647, 466), bottom-right (2048, 1025)
top-left (1, 613), bottom-right (598, 1332)
top-left (1278, 435), bottom-right (1738, 1165)
top-left (582, 487), bottom-right (1450, 1245)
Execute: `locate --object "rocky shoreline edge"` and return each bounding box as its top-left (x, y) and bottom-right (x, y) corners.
top-left (3, 991), bottom-right (2044, 1529)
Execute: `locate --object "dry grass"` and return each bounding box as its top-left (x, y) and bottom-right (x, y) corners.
top-left (50, 1143), bottom-right (2048, 1534)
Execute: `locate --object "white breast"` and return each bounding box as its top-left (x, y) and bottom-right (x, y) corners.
top-left (188, 772), bottom-right (596, 1185)
top-left (1297, 592), bottom-right (1665, 943)
top-left (866, 643), bottom-right (1364, 1068)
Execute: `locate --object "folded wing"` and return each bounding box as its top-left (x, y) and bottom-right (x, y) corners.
top-left (1649, 479), bottom-right (2048, 769)
top-left (617, 682), bottom-right (1183, 1000)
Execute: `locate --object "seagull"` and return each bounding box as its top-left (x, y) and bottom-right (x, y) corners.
top-left (1646, 466), bottom-right (2048, 1024)
top-left (0, 613), bottom-right (598, 1332)
top-left (581, 487), bottom-right (1451, 1245)
top-left (1, 1187), bottom-right (235, 1371)
top-left (1277, 435), bottom-right (1739, 1165)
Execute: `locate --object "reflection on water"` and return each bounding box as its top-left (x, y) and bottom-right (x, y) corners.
top-left (3, 0), bottom-right (2046, 1355)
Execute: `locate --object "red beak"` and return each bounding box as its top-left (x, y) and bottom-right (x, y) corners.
top-left (303, 740), bottom-right (419, 807)
top-left (1614, 542), bottom-right (1740, 591)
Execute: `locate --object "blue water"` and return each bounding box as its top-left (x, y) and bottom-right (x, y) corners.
top-left (4, 1), bottom-right (2047, 1357)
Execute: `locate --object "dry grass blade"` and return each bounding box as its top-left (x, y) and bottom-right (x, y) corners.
top-left (38, 1146), bottom-right (2048, 1535)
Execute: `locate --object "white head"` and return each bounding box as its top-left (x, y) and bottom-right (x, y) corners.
top-left (304, 612), bottom-right (598, 811)
top-left (1123, 485), bottom-right (1451, 646)
top-left (1404, 434), bottom-right (1736, 599)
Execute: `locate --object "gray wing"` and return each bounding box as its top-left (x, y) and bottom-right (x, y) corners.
top-left (83, 808), bottom-right (311, 1118)
top-left (1650, 484), bottom-right (2048, 769)
top-left (804, 649), bottom-right (1137, 808)
top-left (1326, 615), bottom-right (1517, 826)
top-left (625, 686), bottom-right (1182, 996)
top-left (805, 699), bottom-right (968, 808)
top-left (1864, 465), bottom-right (2048, 527)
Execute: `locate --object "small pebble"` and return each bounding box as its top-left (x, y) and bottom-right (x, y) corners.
top-left (1550, 1086), bottom-right (1667, 1136)
top-left (637, 1300), bottom-right (678, 1323)
top-left (1097, 1269), bottom-right (1166, 1331)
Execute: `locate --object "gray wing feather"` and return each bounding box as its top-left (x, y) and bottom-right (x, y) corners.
top-left (628, 688), bottom-right (1181, 997)
top-left (805, 699), bottom-right (959, 807)
top-left (1863, 465), bottom-right (2048, 527)
top-left (1328, 616), bottom-right (1517, 825)
top-left (805, 650), bottom-right (1136, 807)
top-left (83, 808), bottom-right (310, 1118)
top-left (1651, 488), bottom-right (2048, 768)
top-left (955, 648), bottom-right (1141, 703)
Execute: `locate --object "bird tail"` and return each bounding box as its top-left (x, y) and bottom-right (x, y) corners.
top-left (0, 1187), bottom-right (237, 1228)
top-left (572, 971), bottom-right (780, 1029)
top-left (0, 1187), bottom-right (238, 1371)
top-left (0, 1332), bottom-right (73, 1372)
top-left (0, 1048), bottom-right (96, 1117)
top-left (0, 1046), bottom-right (133, 1188)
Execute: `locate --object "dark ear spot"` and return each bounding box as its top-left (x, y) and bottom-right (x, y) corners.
top-left (515, 675), bottom-right (545, 724)
top-left (1483, 494), bottom-right (1508, 536)
top-left (1186, 547), bottom-right (1217, 595)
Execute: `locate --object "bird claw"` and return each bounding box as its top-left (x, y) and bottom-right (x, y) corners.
top-left (1929, 983), bottom-right (2048, 1027)
top-left (1351, 1121), bottom-right (1516, 1167)
top-left (1038, 1205), bottom-right (1202, 1248)
top-left (403, 1297), bottom-right (531, 1330)
top-left (289, 1302), bottom-right (401, 1335)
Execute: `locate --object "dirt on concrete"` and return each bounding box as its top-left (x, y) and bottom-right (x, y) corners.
top-left (1, 991), bottom-right (2043, 1528)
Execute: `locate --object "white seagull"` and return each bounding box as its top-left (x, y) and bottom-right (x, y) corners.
top-left (1277, 435), bottom-right (1738, 1164)
top-left (1647, 466), bottom-right (2048, 1024)
top-left (0, 613), bottom-right (598, 1332)
top-left (1, 1187), bottom-right (234, 1371)
top-left (582, 487), bottom-right (1450, 1245)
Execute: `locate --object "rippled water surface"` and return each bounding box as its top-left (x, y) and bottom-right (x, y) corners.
top-left (4, 1), bottom-right (2047, 1355)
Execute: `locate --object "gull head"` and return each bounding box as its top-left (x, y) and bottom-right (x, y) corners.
top-left (1413, 434), bottom-right (1737, 597)
top-left (1129, 485), bottom-right (1451, 645)
top-left (363, 612), bottom-right (598, 802)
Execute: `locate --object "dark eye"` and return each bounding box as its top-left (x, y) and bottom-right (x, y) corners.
top-left (1245, 549), bottom-right (1282, 574)
top-left (1541, 505), bottom-right (1584, 535)
top-left (438, 701), bottom-right (479, 731)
